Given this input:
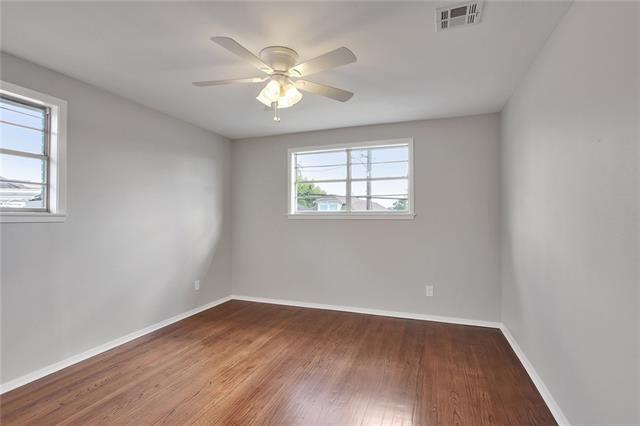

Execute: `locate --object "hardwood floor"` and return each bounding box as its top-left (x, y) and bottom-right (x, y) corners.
top-left (1, 300), bottom-right (556, 425)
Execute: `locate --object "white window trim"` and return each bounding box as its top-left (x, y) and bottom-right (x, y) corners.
top-left (0, 81), bottom-right (67, 223)
top-left (287, 138), bottom-right (415, 220)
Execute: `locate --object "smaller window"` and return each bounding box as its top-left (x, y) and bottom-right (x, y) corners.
top-left (0, 96), bottom-right (49, 211)
top-left (0, 81), bottom-right (67, 223)
top-left (288, 138), bottom-right (414, 219)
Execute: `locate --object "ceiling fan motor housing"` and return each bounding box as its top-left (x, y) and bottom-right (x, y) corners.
top-left (259, 46), bottom-right (299, 73)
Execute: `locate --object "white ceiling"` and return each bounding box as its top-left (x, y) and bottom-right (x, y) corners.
top-left (0, 1), bottom-right (570, 139)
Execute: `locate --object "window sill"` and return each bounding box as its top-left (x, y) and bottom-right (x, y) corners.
top-left (287, 213), bottom-right (415, 220)
top-left (0, 212), bottom-right (67, 223)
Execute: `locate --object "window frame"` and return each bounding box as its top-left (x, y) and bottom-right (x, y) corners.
top-left (287, 138), bottom-right (415, 220)
top-left (0, 94), bottom-right (51, 213)
top-left (0, 81), bottom-right (67, 223)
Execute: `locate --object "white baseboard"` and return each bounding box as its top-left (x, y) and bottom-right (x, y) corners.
top-left (500, 325), bottom-right (569, 425)
top-left (231, 294), bottom-right (502, 329)
top-left (0, 295), bottom-right (232, 395)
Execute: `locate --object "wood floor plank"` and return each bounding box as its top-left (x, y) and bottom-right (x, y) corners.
top-left (0, 300), bottom-right (556, 425)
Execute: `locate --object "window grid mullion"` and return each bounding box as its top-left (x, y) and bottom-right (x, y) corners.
top-left (297, 176), bottom-right (408, 184)
top-left (0, 105), bottom-right (44, 119)
top-left (0, 119), bottom-right (46, 133)
top-left (297, 159), bottom-right (407, 169)
top-left (44, 107), bottom-right (51, 211)
top-left (0, 179), bottom-right (46, 186)
top-left (0, 148), bottom-right (48, 160)
top-left (346, 148), bottom-right (351, 212)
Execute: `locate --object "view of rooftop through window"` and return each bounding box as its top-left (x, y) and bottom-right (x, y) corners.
top-left (0, 95), bottom-right (49, 210)
top-left (291, 142), bottom-right (411, 214)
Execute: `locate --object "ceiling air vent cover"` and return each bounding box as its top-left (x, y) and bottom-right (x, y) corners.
top-left (436, 2), bottom-right (483, 32)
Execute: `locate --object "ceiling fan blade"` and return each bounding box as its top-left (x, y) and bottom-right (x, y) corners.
top-left (192, 77), bottom-right (267, 87)
top-left (290, 47), bottom-right (356, 77)
top-left (294, 80), bottom-right (354, 102)
top-left (210, 37), bottom-right (273, 74)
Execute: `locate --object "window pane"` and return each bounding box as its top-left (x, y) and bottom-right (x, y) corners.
top-left (291, 143), bottom-right (411, 215)
top-left (0, 122), bottom-right (46, 155)
top-left (351, 161), bottom-right (408, 179)
top-left (0, 97), bottom-right (46, 130)
top-left (296, 150), bottom-right (346, 168)
top-left (296, 181), bottom-right (346, 197)
top-left (296, 164), bottom-right (347, 181)
top-left (350, 196), bottom-right (408, 211)
top-left (296, 181), bottom-right (346, 212)
top-left (0, 153), bottom-right (46, 183)
top-left (350, 146), bottom-right (408, 163)
top-left (297, 197), bottom-right (346, 212)
top-left (0, 181), bottom-right (45, 209)
top-left (351, 179), bottom-right (408, 197)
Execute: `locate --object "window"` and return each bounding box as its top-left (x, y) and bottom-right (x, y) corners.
top-left (0, 81), bottom-right (67, 222)
top-left (288, 138), bottom-right (414, 219)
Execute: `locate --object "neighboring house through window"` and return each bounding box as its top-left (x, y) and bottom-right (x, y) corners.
top-left (288, 138), bottom-right (414, 218)
top-left (0, 81), bottom-right (67, 222)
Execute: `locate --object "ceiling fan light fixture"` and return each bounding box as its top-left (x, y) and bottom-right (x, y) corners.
top-left (277, 82), bottom-right (303, 108)
top-left (256, 79), bottom-right (281, 106)
top-left (256, 78), bottom-right (303, 109)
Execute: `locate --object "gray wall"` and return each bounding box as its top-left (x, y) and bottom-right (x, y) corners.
top-left (232, 114), bottom-right (501, 322)
top-left (4, 3), bottom-right (637, 422)
top-left (0, 53), bottom-right (232, 383)
top-left (500, 2), bottom-right (639, 424)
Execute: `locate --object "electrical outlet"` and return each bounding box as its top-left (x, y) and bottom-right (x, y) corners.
top-left (425, 285), bottom-right (434, 297)
top-left (194, 280), bottom-right (200, 291)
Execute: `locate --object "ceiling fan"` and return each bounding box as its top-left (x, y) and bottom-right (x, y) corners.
top-left (193, 37), bottom-right (357, 122)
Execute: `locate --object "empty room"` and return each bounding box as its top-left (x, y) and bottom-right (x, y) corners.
top-left (0, 1), bottom-right (638, 425)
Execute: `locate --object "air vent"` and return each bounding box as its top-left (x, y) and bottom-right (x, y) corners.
top-left (435, 1), bottom-right (483, 32)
